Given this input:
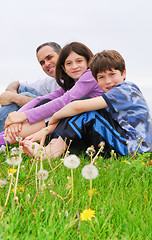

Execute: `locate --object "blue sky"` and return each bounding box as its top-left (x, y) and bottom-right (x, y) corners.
top-left (0, 0), bottom-right (151, 114)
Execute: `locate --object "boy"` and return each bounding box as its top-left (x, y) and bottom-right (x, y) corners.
top-left (21, 50), bottom-right (152, 158)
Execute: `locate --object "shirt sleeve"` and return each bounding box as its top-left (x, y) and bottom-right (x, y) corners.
top-left (102, 83), bottom-right (135, 112)
top-left (18, 87), bottom-right (65, 112)
top-left (23, 69), bottom-right (103, 124)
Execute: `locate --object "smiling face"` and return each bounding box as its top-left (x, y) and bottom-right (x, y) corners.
top-left (63, 51), bottom-right (88, 81)
top-left (37, 45), bottom-right (59, 78)
top-left (97, 68), bottom-right (126, 92)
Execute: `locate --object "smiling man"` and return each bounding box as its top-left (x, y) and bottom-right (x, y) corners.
top-left (0, 42), bottom-right (61, 132)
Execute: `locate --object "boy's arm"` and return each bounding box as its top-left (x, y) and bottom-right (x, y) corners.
top-left (49, 96), bottom-right (107, 125)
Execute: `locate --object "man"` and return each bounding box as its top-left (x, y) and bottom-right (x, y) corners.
top-left (0, 42), bottom-right (61, 131)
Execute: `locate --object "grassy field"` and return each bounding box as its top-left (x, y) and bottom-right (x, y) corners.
top-left (0, 143), bottom-right (152, 240)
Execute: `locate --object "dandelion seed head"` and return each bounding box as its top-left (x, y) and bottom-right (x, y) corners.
top-left (19, 146), bottom-right (23, 154)
top-left (82, 164), bottom-right (99, 179)
top-left (80, 208), bottom-right (95, 221)
top-left (6, 156), bottom-right (22, 166)
top-left (86, 145), bottom-right (96, 156)
top-left (0, 179), bottom-right (8, 188)
top-left (37, 169), bottom-right (48, 180)
top-left (63, 154), bottom-right (80, 169)
top-left (10, 147), bottom-right (18, 156)
top-left (98, 141), bottom-right (105, 148)
top-left (0, 145), bottom-right (6, 153)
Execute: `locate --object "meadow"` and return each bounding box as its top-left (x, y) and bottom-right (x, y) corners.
top-left (0, 141), bottom-right (152, 240)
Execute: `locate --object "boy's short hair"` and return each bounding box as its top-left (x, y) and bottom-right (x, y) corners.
top-left (89, 50), bottom-right (126, 80)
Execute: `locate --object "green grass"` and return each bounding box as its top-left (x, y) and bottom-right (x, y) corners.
top-left (0, 145), bottom-right (152, 240)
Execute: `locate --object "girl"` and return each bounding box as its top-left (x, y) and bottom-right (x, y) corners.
top-left (0, 42), bottom-right (103, 147)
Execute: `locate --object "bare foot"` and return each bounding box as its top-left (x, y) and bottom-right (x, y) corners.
top-left (21, 136), bottom-right (67, 159)
top-left (21, 140), bottom-right (49, 159)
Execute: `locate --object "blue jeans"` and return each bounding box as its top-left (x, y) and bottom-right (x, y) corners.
top-left (0, 85), bottom-right (40, 132)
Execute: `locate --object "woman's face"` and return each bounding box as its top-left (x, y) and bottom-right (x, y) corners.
top-left (63, 51), bottom-right (88, 81)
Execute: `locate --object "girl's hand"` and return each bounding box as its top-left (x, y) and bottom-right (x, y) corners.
top-left (5, 111), bottom-right (27, 128)
top-left (4, 123), bottom-right (22, 140)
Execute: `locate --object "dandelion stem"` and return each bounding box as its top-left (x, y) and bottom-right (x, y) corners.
top-left (14, 164), bottom-right (20, 199)
top-left (48, 161), bottom-right (63, 174)
top-left (4, 138), bottom-right (9, 158)
top-left (35, 161), bottom-right (38, 192)
top-left (1, 166), bottom-right (14, 220)
top-left (90, 219), bottom-right (95, 231)
top-left (26, 158), bottom-right (36, 181)
top-left (71, 168), bottom-right (74, 204)
top-left (89, 179), bottom-right (92, 206)
top-left (92, 142), bottom-right (105, 164)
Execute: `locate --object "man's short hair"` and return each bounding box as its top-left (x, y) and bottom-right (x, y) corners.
top-left (36, 42), bottom-right (61, 55)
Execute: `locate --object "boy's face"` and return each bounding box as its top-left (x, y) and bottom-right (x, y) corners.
top-left (97, 68), bottom-right (126, 92)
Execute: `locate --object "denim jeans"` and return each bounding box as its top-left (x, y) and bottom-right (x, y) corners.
top-left (0, 85), bottom-right (40, 132)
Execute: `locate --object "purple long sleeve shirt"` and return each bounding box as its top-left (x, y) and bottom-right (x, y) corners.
top-left (19, 69), bottom-right (103, 124)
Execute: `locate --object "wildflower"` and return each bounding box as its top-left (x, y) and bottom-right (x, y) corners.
top-left (141, 162), bottom-right (146, 166)
top-left (15, 136), bottom-right (23, 142)
top-left (26, 194), bottom-right (30, 199)
top-left (0, 206), bottom-right (3, 213)
top-left (88, 188), bottom-right (97, 195)
top-left (37, 169), bottom-right (48, 180)
top-left (13, 187), bottom-right (24, 193)
top-left (80, 208), bottom-right (95, 221)
top-left (7, 168), bottom-right (17, 174)
top-left (63, 154), bottom-right (80, 169)
top-left (82, 164), bottom-right (99, 179)
top-left (20, 187), bottom-right (25, 192)
top-left (14, 196), bottom-right (18, 202)
top-left (0, 179), bottom-right (8, 188)
top-left (12, 188), bottom-right (18, 193)
top-left (86, 145), bottom-right (96, 157)
top-left (0, 145), bottom-right (6, 153)
top-left (6, 156), bottom-right (22, 166)
top-left (65, 210), bottom-right (69, 217)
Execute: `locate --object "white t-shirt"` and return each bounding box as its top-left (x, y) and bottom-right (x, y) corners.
top-left (20, 76), bottom-right (59, 95)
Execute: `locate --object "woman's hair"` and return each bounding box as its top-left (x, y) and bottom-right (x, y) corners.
top-left (89, 50), bottom-right (126, 80)
top-left (55, 42), bottom-right (93, 91)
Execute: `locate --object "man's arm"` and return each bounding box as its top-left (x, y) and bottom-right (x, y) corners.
top-left (0, 91), bottom-right (34, 107)
top-left (5, 81), bottom-right (20, 92)
top-left (49, 96), bottom-right (107, 125)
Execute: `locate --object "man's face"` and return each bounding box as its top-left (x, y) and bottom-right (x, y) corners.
top-left (37, 46), bottom-right (59, 78)
top-left (97, 68), bottom-right (126, 92)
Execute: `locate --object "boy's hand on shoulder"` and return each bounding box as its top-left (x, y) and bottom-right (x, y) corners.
top-left (48, 114), bottom-right (59, 126)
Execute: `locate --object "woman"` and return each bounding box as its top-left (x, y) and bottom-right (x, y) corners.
top-left (0, 42), bottom-right (103, 147)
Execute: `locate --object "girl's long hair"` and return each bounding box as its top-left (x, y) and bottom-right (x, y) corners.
top-left (55, 42), bottom-right (93, 91)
